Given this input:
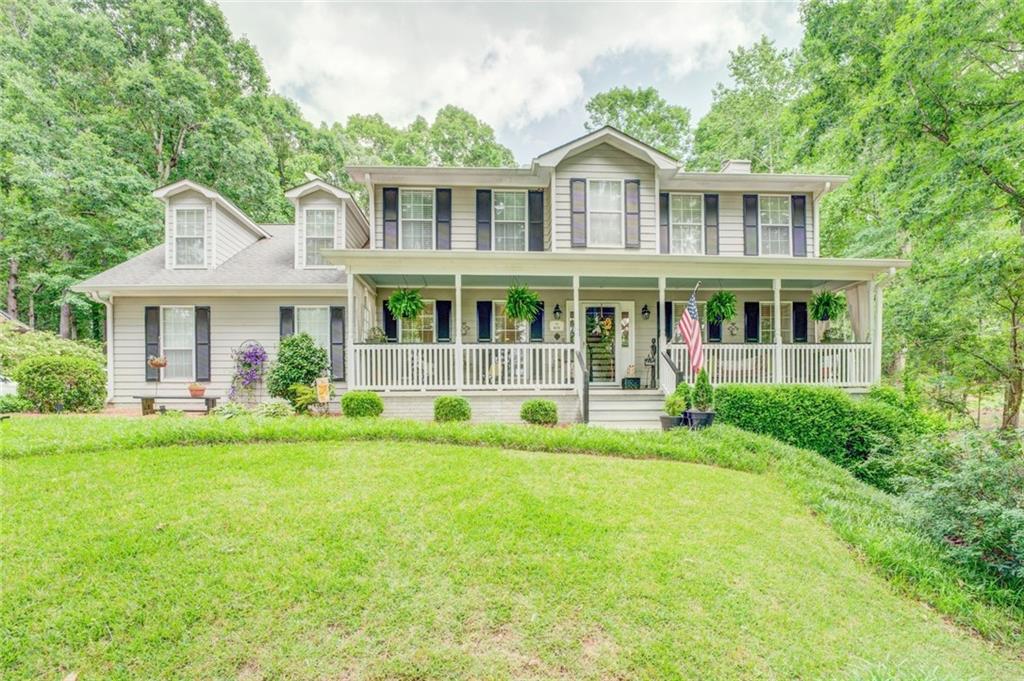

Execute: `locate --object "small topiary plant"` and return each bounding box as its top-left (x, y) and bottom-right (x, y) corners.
top-left (267, 333), bottom-right (329, 408)
top-left (520, 398), bottom-right (558, 426)
top-left (434, 395), bottom-right (471, 422)
top-left (664, 382), bottom-right (691, 415)
top-left (13, 354), bottom-right (106, 413)
top-left (691, 368), bottom-right (714, 412)
top-left (342, 390), bottom-right (384, 418)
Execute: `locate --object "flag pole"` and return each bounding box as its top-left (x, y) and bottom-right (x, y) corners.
top-left (692, 281), bottom-right (701, 297)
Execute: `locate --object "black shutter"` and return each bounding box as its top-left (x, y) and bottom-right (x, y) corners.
top-left (744, 301), bottom-right (760, 343)
top-left (436, 188), bottom-right (452, 250)
top-left (624, 179), bottom-right (641, 248)
top-left (704, 194), bottom-right (719, 255)
top-left (144, 306), bottom-right (160, 382)
top-left (792, 195), bottom-right (807, 257)
top-left (436, 300), bottom-right (452, 342)
top-left (743, 194), bottom-right (759, 256)
top-left (329, 306), bottom-right (345, 380)
top-left (528, 190), bottom-right (544, 251)
top-left (476, 301), bottom-right (492, 342)
top-left (659, 192), bottom-right (670, 254)
top-left (570, 178), bottom-right (587, 248)
top-left (793, 301), bottom-right (809, 343)
top-left (382, 187), bottom-right (399, 249)
top-left (663, 300), bottom-right (673, 340)
top-left (708, 320), bottom-right (723, 343)
top-left (530, 301), bottom-right (544, 342)
top-left (382, 302), bottom-right (397, 342)
top-left (476, 189), bottom-right (492, 251)
top-left (279, 306), bottom-right (295, 338)
top-left (195, 306), bottom-right (211, 382)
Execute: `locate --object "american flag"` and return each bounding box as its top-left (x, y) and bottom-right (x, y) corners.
top-left (677, 291), bottom-right (704, 375)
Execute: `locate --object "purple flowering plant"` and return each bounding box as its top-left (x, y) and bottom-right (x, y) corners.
top-left (229, 341), bottom-right (268, 402)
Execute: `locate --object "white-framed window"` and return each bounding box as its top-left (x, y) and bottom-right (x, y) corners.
top-left (493, 190), bottom-right (527, 251)
top-left (670, 194), bottom-right (703, 255)
top-left (759, 301), bottom-right (793, 344)
top-left (493, 301), bottom-right (529, 343)
top-left (174, 209), bottom-right (206, 267)
top-left (295, 306), bottom-right (331, 352)
top-left (399, 300), bottom-right (435, 343)
top-left (161, 306), bottom-right (195, 381)
top-left (304, 208), bottom-right (336, 266)
top-left (399, 189), bottom-right (434, 250)
top-left (759, 196), bottom-right (791, 256)
top-left (587, 179), bottom-right (623, 247)
top-left (671, 300), bottom-right (708, 342)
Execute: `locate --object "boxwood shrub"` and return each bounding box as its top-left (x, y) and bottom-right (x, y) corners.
top-left (434, 396), bottom-right (471, 422)
top-left (13, 355), bottom-right (106, 413)
top-left (520, 398), bottom-right (558, 426)
top-left (341, 390), bottom-right (384, 418)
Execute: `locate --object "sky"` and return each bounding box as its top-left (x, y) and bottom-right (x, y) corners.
top-left (218, 1), bottom-right (803, 163)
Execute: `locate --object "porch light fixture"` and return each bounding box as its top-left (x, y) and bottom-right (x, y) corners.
top-left (552, 304), bottom-right (562, 320)
top-left (641, 304), bottom-right (650, 320)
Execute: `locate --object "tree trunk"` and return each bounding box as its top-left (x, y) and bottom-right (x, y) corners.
top-left (1001, 302), bottom-right (1023, 430)
top-left (27, 294), bottom-right (35, 329)
top-left (59, 302), bottom-right (72, 339)
top-left (5, 257), bottom-right (18, 319)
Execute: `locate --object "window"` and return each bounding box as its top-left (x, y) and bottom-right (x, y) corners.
top-left (587, 180), bottom-right (623, 247)
top-left (174, 209), bottom-right (205, 267)
top-left (399, 300), bottom-right (435, 343)
top-left (670, 194), bottom-right (703, 255)
top-left (671, 301), bottom-right (708, 342)
top-left (759, 302), bottom-right (793, 343)
top-left (494, 301), bottom-right (528, 343)
top-left (493, 191), bottom-right (527, 251)
top-left (295, 306), bottom-right (330, 351)
top-left (400, 189), bottom-right (434, 250)
top-left (304, 209), bottom-right (335, 266)
top-left (161, 306), bottom-right (194, 380)
top-left (759, 196), bottom-right (790, 256)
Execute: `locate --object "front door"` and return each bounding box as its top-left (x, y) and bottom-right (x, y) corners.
top-left (585, 305), bottom-right (617, 383)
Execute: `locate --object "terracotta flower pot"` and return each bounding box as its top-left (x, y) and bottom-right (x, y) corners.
top-left (188, 385), bottom-right (206, 398)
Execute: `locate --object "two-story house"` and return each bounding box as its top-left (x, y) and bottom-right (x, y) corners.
top-left (75, 127), bottom-right (907, 426)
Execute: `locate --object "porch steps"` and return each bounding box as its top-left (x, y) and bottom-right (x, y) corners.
top-left (588, 389), bottom-right (664, 431)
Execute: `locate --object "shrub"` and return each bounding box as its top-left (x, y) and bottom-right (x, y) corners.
top-left (267, 333), bottom-right (329, 408)
top-left (521, 399), bottom-right (557, 426)
top-left (253, 401), bottom-right (294, 418)
top-left (290, 383), bottom-right (332, 416)
top-left (434, 396), bottom-right (471, 422)
top-left (13, 355), bottom-right (106, 413)
top-left (0, 395), bottom-right (33, 413)
top-left (212, 401), bottom-right (250, 419)
top-left (664, 382), bottom-right (691, 415)
top-left (691, 369), bottom-right (714, 411)
top-left (342, 390), bottom-right (384, 418)
top-left (0, 325), bottom-right (105, 375)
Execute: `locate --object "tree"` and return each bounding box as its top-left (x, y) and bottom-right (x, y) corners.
top-left (584, 86), bottom-right (691, 159)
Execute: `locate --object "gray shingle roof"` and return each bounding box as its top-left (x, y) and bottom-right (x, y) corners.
top-left (74, 225), bottom-right (344, 291)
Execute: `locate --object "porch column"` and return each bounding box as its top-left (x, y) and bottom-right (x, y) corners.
top-left (572, 274), bottom-right (581, 357)
top-left (658, 276), bottom-right (667, 392)
top-left (773, 278), bottom-right (783, 384)
top-left (346, 271), bottom-right (355, 387)
top-left (454, 274), bottom-right (463, 391)
top-left (872, 282), bottom-right (884, 383)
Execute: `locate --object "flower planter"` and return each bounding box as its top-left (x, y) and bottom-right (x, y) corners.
top-left (686, 410), bottom-right (715, 430)
top-left (188, 385), bottom-right (206, 398)
top-left (660, 414), bottom-right (684, 431)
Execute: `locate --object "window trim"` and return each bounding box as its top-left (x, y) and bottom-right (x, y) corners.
top-left (668, 193), bottom-right (705, 256)
top-left (398, 187), bottom-right (436, 251)
top-left (303, 207), bottom-right (338, 269)
top-left (294, 305), bottom-right (332, 352)
top-left (159, 305), bottom-right (195, 382)
top-left (758, 300), bottom-right (794, 344)
top-left (492, 299), bottom-right (530, 343)
top-left (758, 194), bottom-right (793, 257)
top-left (586, 178), bottom-right (625, 248)
top-left (396, 299), bottom-right (436, 343)
top-left (173, 208), bottom-right (207, 269)
top-left (491, 189), bottom-right (528, 252)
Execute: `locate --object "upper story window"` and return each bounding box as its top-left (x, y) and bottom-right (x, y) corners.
top-left (304, 209), bottom-right (335, 266)
top-left (399, 300), bottom-right (435, 342)
top-left (493, 191), bottom-right (527, 251)
top-left (161, 306), bottom-right (194, 380)
top-left (174, 209), bottom-right (206, 267)
top-left (760, 301), bottom-right (793, 343)
top-left (295, 306), bottom-right (331, 351)
top-left (759, 196), bottom-right (791, 256)
top-left (587, 180), bottom-right (623, 247)
top-left (400, 189), bottom-right (434, 250)
top-left (670, 194), bottom-right (703, 255)
top-left (494, 301), bottom-right (528, 343)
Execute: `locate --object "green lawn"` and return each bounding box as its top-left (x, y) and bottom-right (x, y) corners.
top-left (3, 436), bottom-right (1022, 679)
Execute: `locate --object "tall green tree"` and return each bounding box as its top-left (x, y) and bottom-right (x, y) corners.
top-left (584, 86), bottom-right (691, 159)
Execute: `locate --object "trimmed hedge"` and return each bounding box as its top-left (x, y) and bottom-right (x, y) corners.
top-left (13, 355), bottom-right (106, 413)
top-left (434, 396), bottom-right (471, 422)
top-left (341, 391), bottom-right (384, 418)
top-left (520, 399), bottom-right (558, 426)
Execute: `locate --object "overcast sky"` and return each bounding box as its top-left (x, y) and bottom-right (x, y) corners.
top-left (218, 1), bottom-right (802, 163)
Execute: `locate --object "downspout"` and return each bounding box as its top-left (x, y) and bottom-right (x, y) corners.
top-left (86, 291), bottom-right (114, 403)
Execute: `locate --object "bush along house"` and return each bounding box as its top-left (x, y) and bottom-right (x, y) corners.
top-left (74, 127), bottom-right (909, 428)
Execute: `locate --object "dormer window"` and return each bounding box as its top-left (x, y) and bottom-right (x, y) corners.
top-left (400, 189), bottom-right (434, 250)
top-left (304, 208), bottom-right (336, 266)
top-left (587, 179), bottom-right (623, 247)
top-left (174, 209), bottom-right (206, 267)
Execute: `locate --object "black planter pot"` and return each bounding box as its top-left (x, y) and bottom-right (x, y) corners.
top-left (686, 410), bottom-right (715, 430)
top-left (660, 414), bottom-right (684, 431)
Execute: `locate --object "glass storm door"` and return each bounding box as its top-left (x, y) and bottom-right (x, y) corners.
top-left (585, 305), bottom-right (617, 383)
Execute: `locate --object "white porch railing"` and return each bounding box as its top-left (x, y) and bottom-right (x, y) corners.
top-left (669, 343), bottom-right (873, 388)
top-left (351, 343), bottom-right (457, 390)
top-left (463, 343), bottom-right (575, 390)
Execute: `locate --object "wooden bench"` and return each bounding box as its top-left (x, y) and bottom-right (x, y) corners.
top-left (132, 395), bottom-right (219, 416)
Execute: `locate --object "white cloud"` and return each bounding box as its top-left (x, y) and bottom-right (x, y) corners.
top-left (219, 1), bottom-right (793, 134)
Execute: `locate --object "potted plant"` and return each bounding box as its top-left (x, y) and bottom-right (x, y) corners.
top-left (365, 326), bottom-right (388, 343)
top-left (686, 368), bottom-right (715, 429)
top-left (810, 291), bottom-right (846, 322)
top-left (188, 382), bottom-right (206, 398)
top-left (504, 284), bottom-right (541, 323)
top-left (705, 290), bottom-right (737, 325)
top-left (660, 382), bottom-right (691, 431)
top-left (147, 355), bottom-right (167, 370)
top-left (386, 288), bottom-right (424, 321)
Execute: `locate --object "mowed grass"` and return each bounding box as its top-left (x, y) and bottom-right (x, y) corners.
top-left (3, 439), bottom-right (1022, 680)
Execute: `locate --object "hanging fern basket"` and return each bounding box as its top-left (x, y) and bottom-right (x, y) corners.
top-left (504, 284), bottom-right (541, 323)
top-left (810, 291), bottom-right (846, 322)
top-left (705, 291), bottom-right (737, 324)
top-left (387, 288), bottom-right (425, 321)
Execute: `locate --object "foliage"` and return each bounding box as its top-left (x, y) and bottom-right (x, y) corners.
top-left (211, 401), bottom-right (250, 419)
top-left (364, 326), bottom-right (387, 344)
top-left (386, 288), bottom-right (425, 321)
top-left (705, 291), bottom-right (737, 324)
top-left (0, 326), bottom-right (104, 375)
top-left (520, 399), bottom-right (558, 426)
top-left (229, 341), bottom-right (268, 403)
top-left (266, 333), bottom-right (329, 407)
top-left (809, 291), bottom-right (846, 322)
top-left (584, 86), bottom-right (691, 159)
top-left (341, 390), bottom-right (384, 418)
top-left (0, 395), bottom-right (33, 413)
top-left (434, 396), bottom-right (471, 423)
top-left (664, 382), bottom-right (692, 416)
top-left (252, 401), bottom-right (294, 419)
top-left (290, 383), bottom-right (332, 416)
top-left (13, 354), bottom-right (105, 413)
top-left (691, 369), bottom-right (715, 411)
top-left (503, 284), bottom-right (540, 323)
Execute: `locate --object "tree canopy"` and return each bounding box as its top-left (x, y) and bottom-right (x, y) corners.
top-left (584, 86), bottom-right (691, 159)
